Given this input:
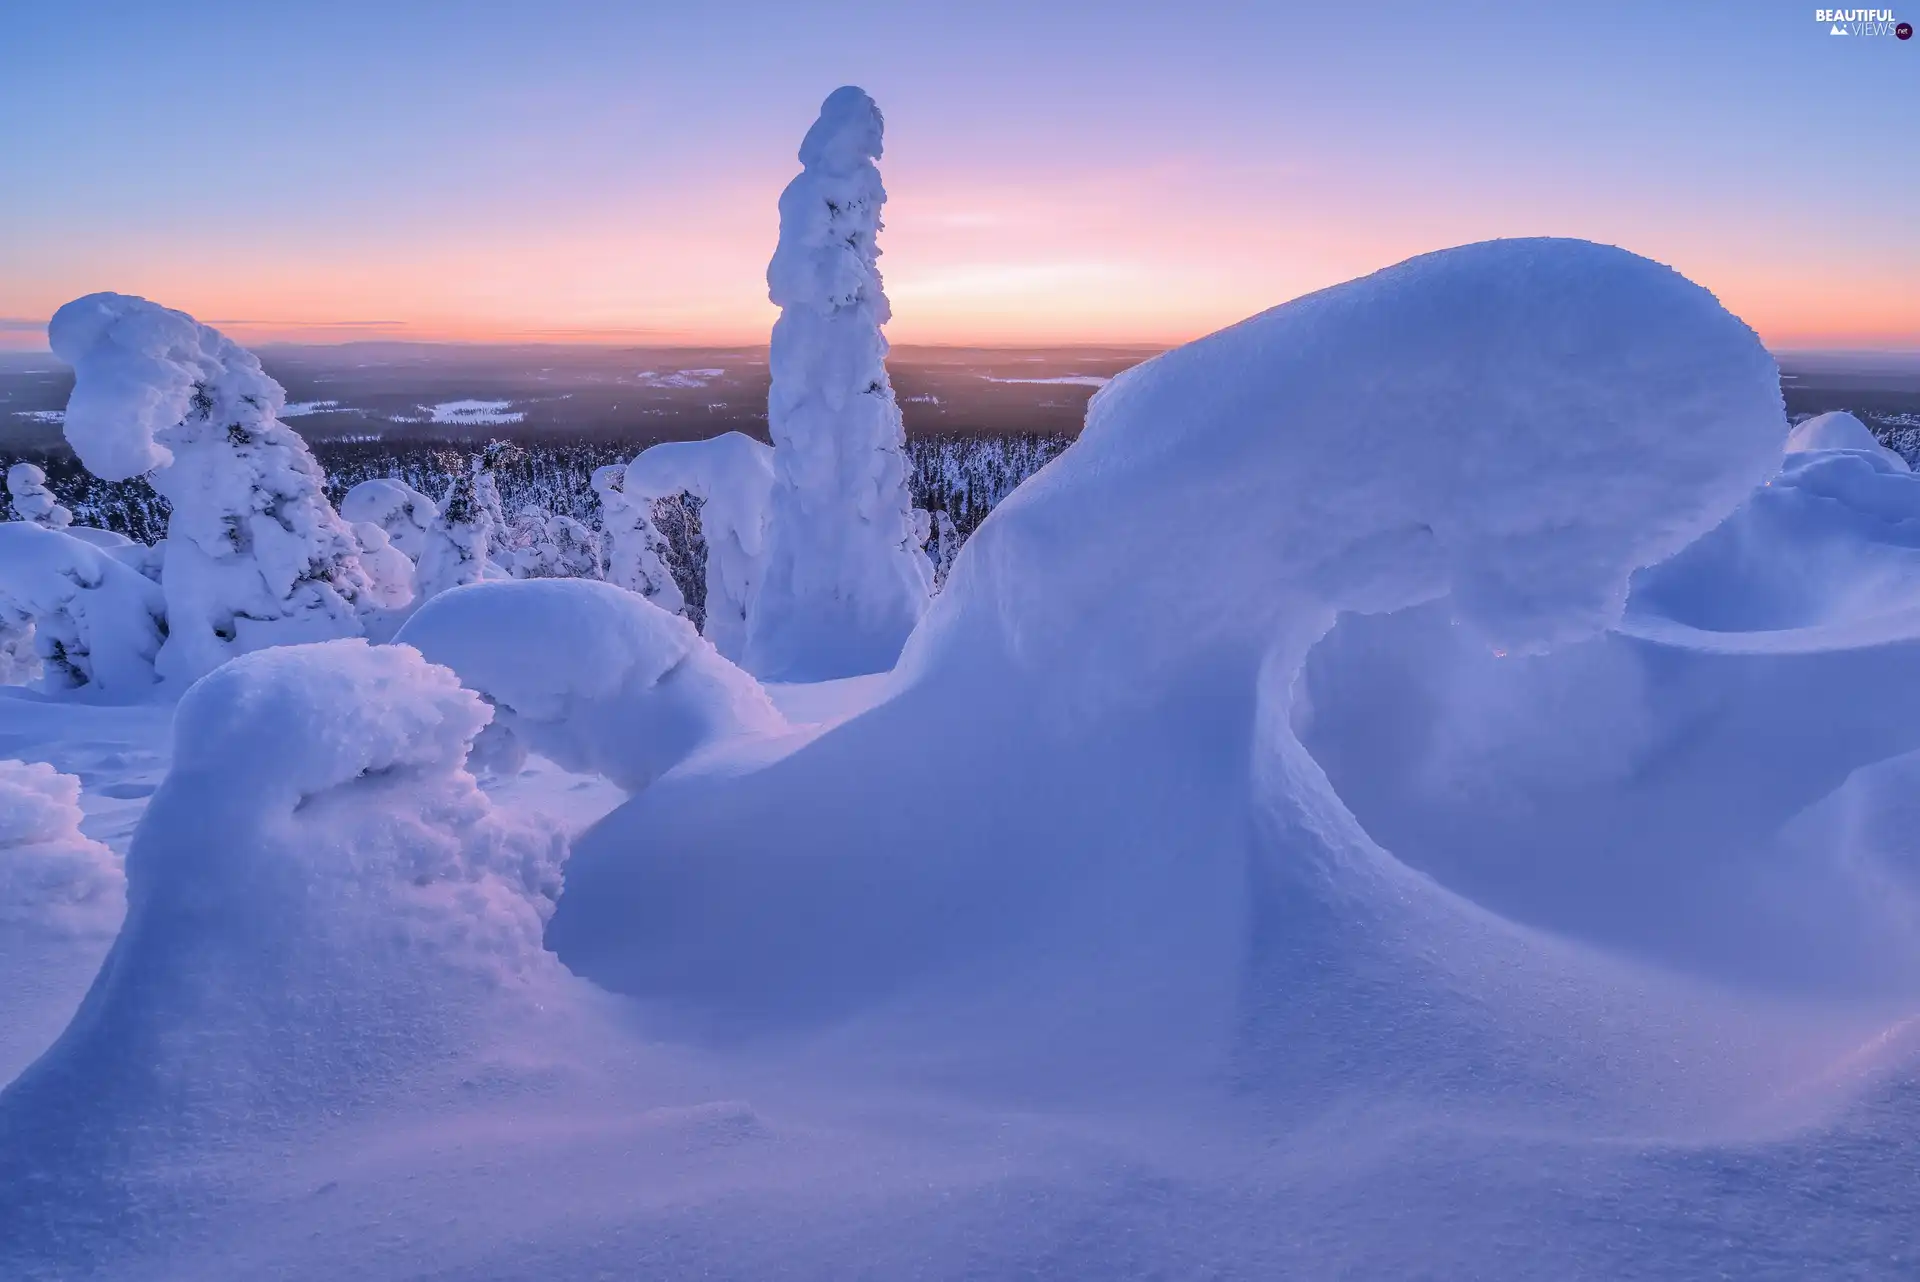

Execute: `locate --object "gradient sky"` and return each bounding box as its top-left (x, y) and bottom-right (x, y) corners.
top-left (3, 0), bottom-right (1916, 350)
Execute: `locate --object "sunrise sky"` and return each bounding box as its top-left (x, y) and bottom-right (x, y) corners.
top-left (3, 0), bottom-right (1916, 352)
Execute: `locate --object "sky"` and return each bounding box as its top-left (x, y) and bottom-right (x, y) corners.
top-left (2, 0), bottom-right (1916, 351)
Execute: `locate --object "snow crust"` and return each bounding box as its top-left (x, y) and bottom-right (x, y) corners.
top-left (747, 86), bottom-right (932, 681)
top-left (396, 580), bottom-right (785, 792)
top-left (624, 431), bottom-right (774, 663)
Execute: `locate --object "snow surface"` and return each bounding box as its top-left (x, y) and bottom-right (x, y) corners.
top-left (397, 580), bottom-right (785, 793)
top-left (9, 239), bottom-right (1920, 1280)
top-left (420, 399), bottom-right (525, 426)
top-left (980, 373), bottom-right (1112, 387)
top-left (748, 86), bottom-right (933, 681)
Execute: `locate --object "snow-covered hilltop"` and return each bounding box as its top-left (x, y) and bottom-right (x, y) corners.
top-left (4, 94), bottom-right (1920, 1282)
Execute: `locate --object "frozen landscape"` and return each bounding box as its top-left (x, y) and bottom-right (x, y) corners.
top-left (5, 85), bottom-right (1920, 1282)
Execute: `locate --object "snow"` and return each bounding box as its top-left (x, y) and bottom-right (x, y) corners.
top-left (351, 521), bottom-right (417, 611)
top-left (11, 238), bottom-right (1920, 1279)
top-left (635, 368), bottom-right (725, 388)
top-left (6, 463), bottom-right (71, 529)
top-left (0, 523), bottom-right (166, 694)
top-left (420, 399), bottom-right (525, 426)
top-left (591, 463), bottom-right (683, 613)
top-left (9, 410), bottom-right (65, 424)
top-left (280, 399), bottom-right (347, 417)
top-left (49, 293), bottom-right (374, 685)
top-left (625, 431), bottom-right (775, 663)
top-left (1788, 408), bottom-right (1908, 468)
top-left (340, 476), bottom-right (438, 561)
top-left (0, 760), bottom-right (122, 1085)
top-left (396, 579), bottom-right (785, 792)
top-left (747, 86), bottom-right (933, 681)
top-left (980, 374), bottom-right (1112, 387)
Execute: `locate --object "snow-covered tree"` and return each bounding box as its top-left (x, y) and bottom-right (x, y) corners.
top-left (592, 463), bottom-right (684, 614)
top-left (625, 433), bottom-right (775, 664)
top-left (416, 469), bottom-right (495, 602)
top-left (744, 86), bottom-right (933, 681)
top-left (503, 504), bottom-right (601, 580)
top-left (7, 464), bottom-right (72, 530)
top-left (340, 477), bottom-right (439, 561)
top-left (932, 508), bottom-right (960, 591)
top-left (351, 522), bottom-right (416, 611)
top-left (48, 293), bottom-right (373, 685)
top-left (0, 523), bottom-right (166, 694)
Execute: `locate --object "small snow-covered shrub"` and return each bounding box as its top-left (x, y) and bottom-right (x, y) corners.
top-left (6, 464), bottom-right (72, 530)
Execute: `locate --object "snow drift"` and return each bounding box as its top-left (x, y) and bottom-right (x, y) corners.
top-left (0, 639), bottom-right (567, 1247)
top-left (555, 238), bottom-right (1795, 1110)
top-left (396, 579), bottom-right (785, 793)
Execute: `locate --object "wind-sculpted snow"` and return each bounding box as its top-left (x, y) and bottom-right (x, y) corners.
top-left (0, 760), bottom-right (123, 1085)
top-left (0, 640), bottom-right (567, 1256)
top-left (49, 294), bottom-right (373, 685)
top-left (557, 239), bottom-right (1798, 1106)
top-left (397, 579), bottom-right (786, 793)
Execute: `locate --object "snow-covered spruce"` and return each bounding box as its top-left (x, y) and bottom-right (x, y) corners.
top-left (340, 477), bottom-right (439, 561)
top-left (397, 579), bottom-right (786, 792)
top-left (592, 463), bottom-right (684, 613)
top-left (625, 433), bottom-right (775, 664)
top-left (502, 504), bottom-right (601, 581)
top-left (48, 294), bottom-right (373, 686)
top-left (746, 86), bottom-right (932, 681)
top-left (0, 524), bottom-right (166, 694)
top-left (0, 760), bottom-right (124, 1085)
top-left (351, 522), bottom-right (417, 611)
top-left (415, 468), bottom-right (496, 602)
top-left (6, 464), bottom-right (72, 530)
top-left (0, 639), bottom-right (567, 1222)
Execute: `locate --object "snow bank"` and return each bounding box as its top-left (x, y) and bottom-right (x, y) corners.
top-left (556, 239), bottom-right (1789, 1106)
top-left (49, 293), bottom-right (373, 685)
top-left (0, 640), bottom-right (567, 1208)
top-left (0, 760), bottom-right (123, 1085)
top-left (747, 86), bottom-right (932, 681)
top-left (625, 432), bottom-right (775, 663)
top-left (0, 523), bottom-right (165, 694)
top-left (1787, 409), bottom-right (1905, 467)
top-left (396, 580), bottom-right (785, 792)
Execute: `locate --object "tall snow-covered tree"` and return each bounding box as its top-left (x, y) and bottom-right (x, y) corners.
top-left (592, 464), bottom-right (684, 614)
top-left (48, 293), bottom-right (372, 685)
top-left (7, 465), bottom-right (72, 530)
top-left (415, 469), bottom-right (495, 603)
top-left (744, 86), bottom-right (933, 681)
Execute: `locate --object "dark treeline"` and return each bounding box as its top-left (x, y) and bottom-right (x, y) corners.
top-left (0, 432), bottom-right (1075, 546)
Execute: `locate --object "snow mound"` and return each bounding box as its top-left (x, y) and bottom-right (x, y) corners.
top-left (0, 640), bottom-right (566, 1221)
top-left (1787, 409), bottom-right (1905, 467)
top-left (0, 760), bottom-right (123, 1086)
top-left (625, 432), bottom-right (775, 663)
top-left (0, 523), bottom-right (165, 694)
top-left (557, 239), bottom-right (1791, 1110)
top-left (396, 580), bottom-right (785, 792)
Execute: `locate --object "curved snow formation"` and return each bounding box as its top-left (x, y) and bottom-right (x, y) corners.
top-left (396, 580), bottom-right (786, 793)
top-left (556, 238), bottom-right (1803, 1111)
top-left (749, 85), bottom-right (932, 683)
top-left (1786, 408), bottom-right (1905, 468)
top-left (0, 760), bottom-right (123, 1086)
top-left (49, 294), bottom-right (373, 685)
top-left (0, 640), bottom-right (566, 1221)
top-left (624, 432), bottom-right (775, 664)
top-left (0, 523), bottom-right (166, 694)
